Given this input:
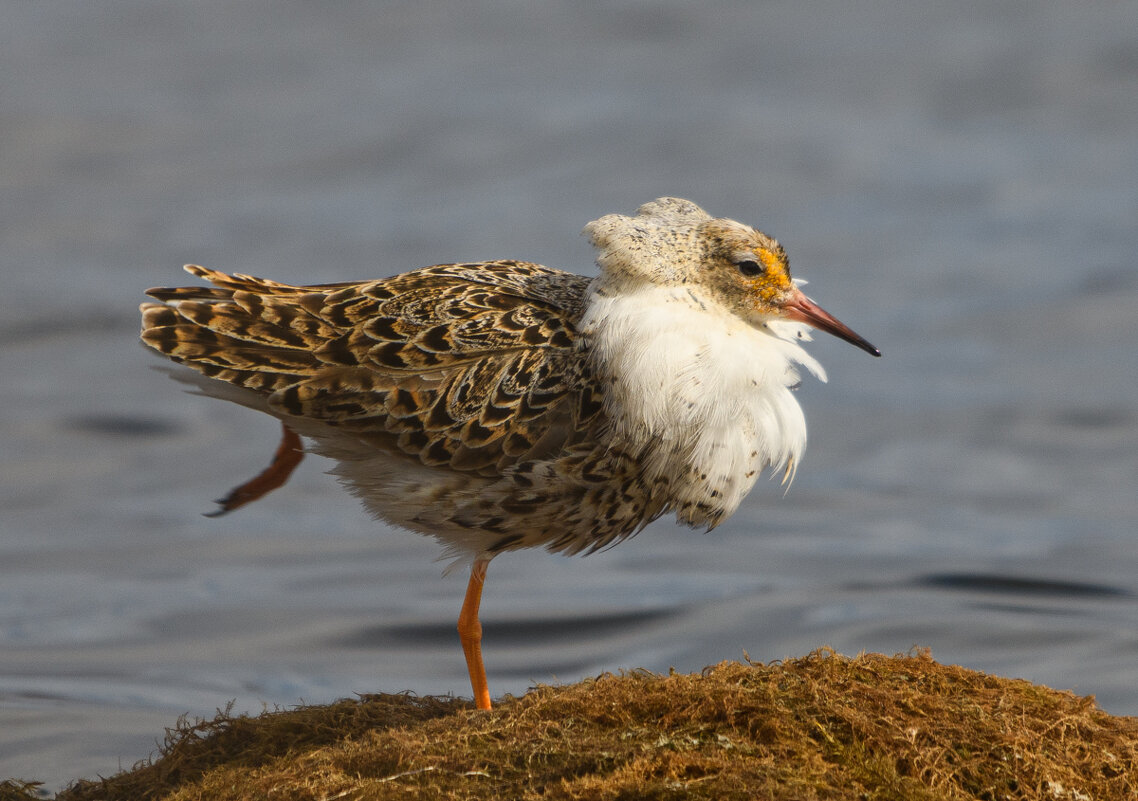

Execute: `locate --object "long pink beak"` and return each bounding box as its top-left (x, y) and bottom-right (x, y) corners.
top-left (783, 287), bottom-right (880, 357)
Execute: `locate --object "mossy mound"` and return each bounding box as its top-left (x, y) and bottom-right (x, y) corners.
top-left (10, 649), bottom-right (1137, 800)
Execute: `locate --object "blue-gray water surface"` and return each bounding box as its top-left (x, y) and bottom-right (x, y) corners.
top-left (2, 0), bottom-right (1137, 790)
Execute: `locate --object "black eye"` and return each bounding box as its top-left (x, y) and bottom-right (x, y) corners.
top-left (736, 259), bottom-right (763, 277)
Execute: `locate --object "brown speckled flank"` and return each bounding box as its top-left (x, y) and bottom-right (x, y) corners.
top-left (141, 197), bottom-right (879, 709)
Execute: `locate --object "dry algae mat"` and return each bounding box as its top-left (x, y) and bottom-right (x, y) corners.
top-left (4, 650), bottom-right (1136, 800)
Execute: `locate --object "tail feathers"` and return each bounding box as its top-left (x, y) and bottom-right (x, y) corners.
top-left (144, 286), bottom-right (234, 302)
top-left (160, 298), bottom-right (327, 350)
top-left (180, 264), bottom-right (361, 295)
top-left (140, 266), bottom-right (336, 396)
top-left (144, 265), bottom-right (299, 300)
top-left (183, 264), bottom-right (306, 295)
top-left (142, 316), bottom-right (316, 368)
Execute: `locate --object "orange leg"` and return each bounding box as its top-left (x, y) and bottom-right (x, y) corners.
top-left (206, 423), bottom-right (304, 516)
top-left (457, 558), bottom-right (492, 710)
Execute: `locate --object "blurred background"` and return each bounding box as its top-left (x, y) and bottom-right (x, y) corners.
top-left (2, 0), bottom-right (1136, 789)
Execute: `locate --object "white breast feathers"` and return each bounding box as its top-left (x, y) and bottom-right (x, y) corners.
top-left (580, 281), bottom-right (827, 527)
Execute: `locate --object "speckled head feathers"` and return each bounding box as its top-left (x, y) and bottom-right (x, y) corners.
top-left (584, 196), bottom-right (798, 318)
top-left (584, 197), bottom-right (711, 282)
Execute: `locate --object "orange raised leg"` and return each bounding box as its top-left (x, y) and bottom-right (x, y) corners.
top-left (206, 422), bottom-right (304, 516)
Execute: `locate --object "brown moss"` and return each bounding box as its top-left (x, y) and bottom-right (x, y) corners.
top-left (0, 780), bottom-right (46, 801)
top-left (17, 650), bottom-right (1136, 800)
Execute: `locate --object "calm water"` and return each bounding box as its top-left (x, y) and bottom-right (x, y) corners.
top-left (3, 0), bottom-right (1137, 789)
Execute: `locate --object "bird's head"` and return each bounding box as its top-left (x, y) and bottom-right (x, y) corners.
top-left (585, 197), bottom-right (880, 357)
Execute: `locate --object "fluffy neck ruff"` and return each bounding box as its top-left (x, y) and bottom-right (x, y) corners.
top-left (580, 279), bottom-right (827, 528)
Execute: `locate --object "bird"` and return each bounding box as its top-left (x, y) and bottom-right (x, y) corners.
top-left (139, 197), bottom-right (879, 710)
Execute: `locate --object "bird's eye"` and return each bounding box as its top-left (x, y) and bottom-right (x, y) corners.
top-left (736, 259), bottom-right (764, 277)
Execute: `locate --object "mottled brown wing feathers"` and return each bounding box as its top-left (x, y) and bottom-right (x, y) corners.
top-left (141, 261), bottom-right (597, 475)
